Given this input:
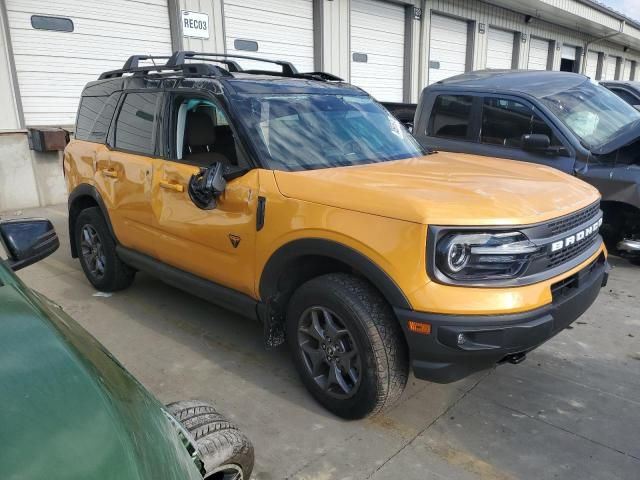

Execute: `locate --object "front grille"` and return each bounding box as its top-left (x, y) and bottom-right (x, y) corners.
top-left (551, 255), bottom-right (602, 301)
top-left (546, 202), bottom-right (600, 236)
top-left (545, 233), bottom-right (599, 269)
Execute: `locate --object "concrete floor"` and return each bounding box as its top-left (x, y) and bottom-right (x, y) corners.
top-left (5, 203), bottom-right (640, 479)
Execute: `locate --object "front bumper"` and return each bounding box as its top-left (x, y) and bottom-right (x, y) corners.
top-left (395, 254), bottom-right (609, 383)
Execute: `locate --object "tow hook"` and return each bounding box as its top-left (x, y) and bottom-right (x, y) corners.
top-left (505, 352), bottom-right (527, 365)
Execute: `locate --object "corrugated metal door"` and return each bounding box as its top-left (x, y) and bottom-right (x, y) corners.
top-left (428, 14), bottom-right (467, 85)
top-left (350, 0), bottom-right (405, 102)
top-left (585, 51), bottom-right (599, 79)
top-left (528, 38), bottom-right (549, 70)
top-left (623, 59), bottom-right (633, 81)
top-left (605, 56), bottom-right (618, 80)
top-left (487, 28), bottom-right (514, 69)
top-left (224, 0), bottom-right (314, 73)
top-left (6, 0), bottom-right (171, 126)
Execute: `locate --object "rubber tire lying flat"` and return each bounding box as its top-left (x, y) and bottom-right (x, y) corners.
top-left (74, 207), bottom-right (135, 292)
top-left (167, 400), bottom-right (254, 479)
top-left (286, 273), bottom-right (409, 420)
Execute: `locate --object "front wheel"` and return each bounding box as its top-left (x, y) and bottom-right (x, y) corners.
top-left (286, 273), bottom-right (409, 419)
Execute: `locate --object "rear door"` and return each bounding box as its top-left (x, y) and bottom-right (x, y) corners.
top-left (104, 91), bottom-right (161, 257)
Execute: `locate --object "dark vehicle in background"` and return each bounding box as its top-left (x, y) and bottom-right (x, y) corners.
top-left (601, 80), bottom-right (640, 110)
top-left (411, 70), bottom-right (640, 259)
top-left (0, 218), bottom-right (254, 480)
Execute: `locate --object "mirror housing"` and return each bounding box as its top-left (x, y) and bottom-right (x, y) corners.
top-left (188, 162), bottom-right (227, 210)
top-left (0, 218), bottom-right (59, 271)
top-left (521, 134), bottom-right (551, 151)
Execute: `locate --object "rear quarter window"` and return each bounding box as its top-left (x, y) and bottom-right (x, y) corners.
top-left (75, 93), bottom-right (121, 143)
top-left (427, 95), bottom-right (473, 140)
top-left (114, 92), bottom-right (160, 155)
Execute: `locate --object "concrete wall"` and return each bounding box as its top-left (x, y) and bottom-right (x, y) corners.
top-left (0, 132), bottom-right (66, 212)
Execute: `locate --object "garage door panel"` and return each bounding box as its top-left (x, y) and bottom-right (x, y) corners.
top-left (487, 27), bottom-right (514, 69)
top-left (585, 51), bottom-right (599, 79)
top-left (6, 0), bottom-right (171, 126)
top-left (528, 38), bottom-right (549, 70)
top-left (224, 0), bottom-right (314, 73)
top-left (605, 56), bottom-right (618, 80)
top-left (429, 14), bottom-right (468, 85)
top-left (350, 0), bottom-right (405, 102)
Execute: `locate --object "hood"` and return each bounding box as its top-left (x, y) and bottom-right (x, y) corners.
top-left (274, 153), bottom-right (600, 226)
top-left (591, 120), bottom-right (640, 155)
top-left (0, 269), bottom-right (202, 480)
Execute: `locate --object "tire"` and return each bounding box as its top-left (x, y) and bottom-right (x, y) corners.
top-left (286, 273), bottom-right (409, 419)
top-left (74, 207), bottom-right (135, 292)
top-left (167, 400), bottom-right (255, 480)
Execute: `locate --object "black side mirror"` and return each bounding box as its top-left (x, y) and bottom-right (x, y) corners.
top-left (0, 218), bottom-right (59, 271)
top-left (521, 134), bottom-right (551, 151)
top-left (188, 162), bottom-right (227, 210)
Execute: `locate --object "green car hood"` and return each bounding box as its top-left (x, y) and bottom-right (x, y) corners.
top-left (0, 263), bottom-right (203, 480)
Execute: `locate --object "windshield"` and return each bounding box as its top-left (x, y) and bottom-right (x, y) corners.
top-left (539, 79), bottom-right (640, 149)
top-left (231, 94), bottom-right (424, 171)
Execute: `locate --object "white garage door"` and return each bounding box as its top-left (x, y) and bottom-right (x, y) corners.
top-left (528, 38), bottom-right (549, 70)
top-left (6, 0), bottom-right (172, 126)
top-left (487, 28), bottom-right (514, 70)
top-left (623, 59), bottom-right (633, 81)
top-left (350, 0), bottom-right (405, 102)
top-left (224, 0), bottom-right (314, 73)
top-left (585, 51), bottom-right (600, 79)
top-left (605, 56), bottom-right (618, 80)
top-left (428, 14), bottom-right (468, 85)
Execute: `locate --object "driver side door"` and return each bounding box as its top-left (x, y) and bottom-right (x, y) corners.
top-left (151, 94), bottom-right (259, 297)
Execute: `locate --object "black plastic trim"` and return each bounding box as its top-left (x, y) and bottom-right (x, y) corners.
top-left (67, 184), bottom-right (116, 258)
top-left (259, 238), bottom-right (411, 309)
top-left (116, 246), bottom-right (259, 320)
top-left (256, 196), bottom-right (266, 231)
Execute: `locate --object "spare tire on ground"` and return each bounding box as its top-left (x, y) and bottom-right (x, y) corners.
top-left (167, 400), bottom-right (254, 480)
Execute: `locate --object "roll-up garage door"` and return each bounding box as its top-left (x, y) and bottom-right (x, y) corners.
top-left (623, 59), bottom-right (633, 81)
top-left (224, 0), bottom-right (314, 73)
top-left (350, 0), bottom-right (405, 102)
top-left (5, 0), bottom-right (172, 126)
top-left (605, 56), bottom-right (618, 80)
top-left (428, 14), bottom-right (468, 85)
top-left (585, 51), bottom-right (600, 79)
top-left (487, 28), bottom-right (514, 70)
top-left (528, 38), bottom-right (549, 70)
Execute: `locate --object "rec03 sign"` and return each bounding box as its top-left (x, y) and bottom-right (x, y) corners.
top-left (181, 10), bottom-right (209, 39)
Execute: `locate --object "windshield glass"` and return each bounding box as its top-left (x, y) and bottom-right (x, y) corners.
top-left (231, 94), bottom-right (424, 171)
top-left (539, 79), bottom-right (640, 149)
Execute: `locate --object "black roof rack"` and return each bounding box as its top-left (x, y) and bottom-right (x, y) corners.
top-left (99, 51), bottom-right (344, 82)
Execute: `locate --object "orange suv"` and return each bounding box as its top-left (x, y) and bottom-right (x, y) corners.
top-left (65, 52), bottom-right (609, 418)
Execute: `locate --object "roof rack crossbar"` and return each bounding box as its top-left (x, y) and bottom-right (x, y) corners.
top-left (122, 54), bottom-right (172, 70)
top-left (98, 62), bottom-right (230, 80)
top-left (167, 51), bottom-right (299, 76)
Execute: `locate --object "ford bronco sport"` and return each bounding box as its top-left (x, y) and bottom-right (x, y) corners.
top-left (65, 52), bottom-right (609, 419)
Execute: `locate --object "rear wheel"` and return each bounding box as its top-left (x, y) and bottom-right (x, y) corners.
top-left (74, 207), bottom-right (135, 291)
top-left (167, 400), bottom-right (254, 480)
top-left (286, 273), bottom-right (409, 419)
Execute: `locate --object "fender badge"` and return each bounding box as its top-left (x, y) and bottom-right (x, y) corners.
top-left (229, 234), bottom-right (241, 248)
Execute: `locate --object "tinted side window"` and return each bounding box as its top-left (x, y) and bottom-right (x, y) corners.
top-left (75, 93), bottom-right (121, 143)
top-left (428, 95), bottom-right (473, 140)
top-left (610, 88), bottom-right (640, 106)
top-left (481, 98), bottom-right (561, 147)
top-left (114, 92), bottom-right (160, 155)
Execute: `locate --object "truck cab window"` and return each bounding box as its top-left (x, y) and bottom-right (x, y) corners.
top-left (481, 98), bottom-right (561, 148)
top-left (175, 98), bottom-right (238, 167)
top-left (428, 95), bottom-right (473, 140)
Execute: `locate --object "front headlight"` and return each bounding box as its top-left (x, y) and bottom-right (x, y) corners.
top-left (435, 231), bottom-right (539, 282)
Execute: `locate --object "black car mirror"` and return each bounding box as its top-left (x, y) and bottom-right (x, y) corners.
top-left (188, 162), bottom-right (227, 210)
top-left (521, 134), bottom-right (551, 151)
top-left (0, 218), bottom-right (59, 271)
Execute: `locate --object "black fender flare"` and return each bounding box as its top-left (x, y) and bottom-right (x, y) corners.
top-left (67, 184), bottom-right (116, 257)
top-left (259, 238), bottom-right (412, 310)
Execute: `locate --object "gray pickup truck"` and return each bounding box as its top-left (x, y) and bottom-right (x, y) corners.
top-left (387, 70), bottom-right (640, 259)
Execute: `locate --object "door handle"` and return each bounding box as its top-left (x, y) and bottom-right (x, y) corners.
top-left (159, 180), bottom-right (184, 193)
top-left (100, 168), bottom-right (118, 178)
